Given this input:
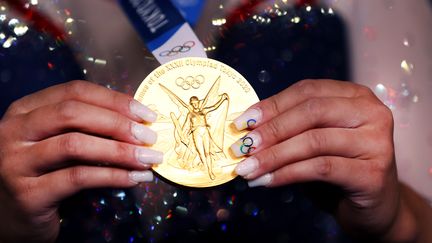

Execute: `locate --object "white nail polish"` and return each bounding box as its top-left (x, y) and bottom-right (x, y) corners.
top-left (135, 147), bottom-right (164, 164)
top-left (235, 157), bottom-right (259, 176)
top-left (230, 132), bottom-right (261, 158)
top-left (132, 123), bottom-right (157, 144)
top-left (129, 171), bottom-right (153, 183)
top-left (233, 108), bottom-right (262, 131)
top-left (248, 173), bottom-right (273, 187)
top-left (130, 100), bottom-right (158, 123)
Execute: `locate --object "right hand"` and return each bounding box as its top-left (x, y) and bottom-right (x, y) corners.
top-left (0, 81), bottom-right (163, 242)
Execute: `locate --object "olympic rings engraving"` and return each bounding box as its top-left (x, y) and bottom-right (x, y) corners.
top-left (159, 41), bottom-right (196, 57)
top-left (239, 136), bottom-right (256, 155)
top-left (246, 119), bottom-right (257, 128)
top-left (175, 75), bottom-right (205, 90)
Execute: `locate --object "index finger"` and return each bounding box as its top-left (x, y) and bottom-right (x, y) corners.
top-left (233, 79), bottom-right (370, 130)
top-left (5, 80), bottom-right (157, 123)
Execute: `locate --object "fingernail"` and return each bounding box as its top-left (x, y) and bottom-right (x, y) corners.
top-left (233, 108), bottom-right (262, 130)
top-left (129, 170), bottom-right (153, 183)
top-left (131, 123), bottom-right (157, 144)
top-left (235, 157), bottom-right (259, 176)
top-left (130, 100), bottom-right (158, 123)
top-left (248, 173), bottom-right (273, 187)
top-left (135, 147), bottom-right (164, 164)
top-left (230, 132), bottom-right (261, 158)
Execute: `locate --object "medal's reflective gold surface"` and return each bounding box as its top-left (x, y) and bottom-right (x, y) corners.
top-left (134, 57), bottom-right (259, 187)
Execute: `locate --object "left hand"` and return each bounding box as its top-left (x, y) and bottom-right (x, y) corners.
top-left (230, 79), bottom-right (401, 240)
top-left (0, 81), bottom-right (161, 242)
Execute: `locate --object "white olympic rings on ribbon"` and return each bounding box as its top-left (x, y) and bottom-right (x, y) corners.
top-left (159, 41), bottom-right (196, 57)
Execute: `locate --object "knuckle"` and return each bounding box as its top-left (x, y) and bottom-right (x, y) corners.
top-left (306, 130), bottom-right (326, 154)
top-left (261, 146), bottom-right (279, 170)
top-left (17, 179), bottom-right (35, 197)
top-left (370, 158), bottom-right (393, 174)
top-left (378, 105), bottom-right (394, 128)
top-left (114, 142), bottom-right (131, 161)
top-left (64, 80), bottom-right (87, 98)
top-left (356, 95), bottom-right (375, 109)
top-left (55, 100), bottom-right (79, 122)
top-left (68, 167), bottom-right (88, 187)
top-left (304, 98), bottom-right (323, 120)
top-left (59, 133), bottom-right (82, 158)
top-left (315, 157), bottom-right (333, 178)
top-left (13, 179), bottom-right (38, 211)
top-left (265, 118), bottom-right (282, 140)
top-left (112, 113), bottom-right (127, 133)
top-left (364, 100), bottom-right (394, 136)
top-left (373, 128), bottom-right (395, 160)
top-left (111, 92), bottom-right (128, 113)
top-left (5, 100), bottom-right (24, 116)
top-left (266, 96), bottom-right (283, 116)
top-left (355, 84), bottom-right (374, 97)
top-left (107, 169), bottom-right (122, 183)
top-left (296, 79), bottom-right (321, 96)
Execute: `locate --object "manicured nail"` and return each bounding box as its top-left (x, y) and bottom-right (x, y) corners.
top-left (135, 147), bottom-right (164, 164)
top-left (233, 108), bottom-right (262, 130)
top-left (235, 157), bottom-right (259, 176)
top-left (131, 123), bottom-right (157, 144)
top-left (129, 170), bottom-right (153, 183)
top-left (130, 100), bottom-right (158, 123)
top-left (230, 132), bottom-right (261, 158)
top-left (248, 173), bottom-right (273, 187)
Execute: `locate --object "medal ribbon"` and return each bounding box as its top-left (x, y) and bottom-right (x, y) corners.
top-left (117, 0), bottom-right (207, 64)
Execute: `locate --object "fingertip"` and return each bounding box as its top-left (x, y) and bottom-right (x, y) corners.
top-left (247, 173), bottom-right (273, 188)
top-left (235, 157), bottom-right (259, 176)
top-left (230, 132), bottom-right (260, 157)
top-left (135, 147), bottom-right (164, 164)
top-left (230, 141), bottom-right (246, 158)
top-left (233, 108), bottom-right (262, 131)
top-left (129, 170), bottom-right (154, 184)
top-left (130, 100), bottom-right (158, 123)
top-left (131, 122), bottom-right (158, 145)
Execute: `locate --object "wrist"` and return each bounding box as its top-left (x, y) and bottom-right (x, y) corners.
top-left (339, 182), bottom-right (418, 243)
top-left (380, 195), bottom-right (418, 243)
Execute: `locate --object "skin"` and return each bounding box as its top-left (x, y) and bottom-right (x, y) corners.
top-left (237, 79), bottom-right (432, 242)
top-left (0, 81), bottom-right (157, 243)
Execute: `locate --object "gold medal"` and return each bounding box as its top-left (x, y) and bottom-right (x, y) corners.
top-left (134, 57), bottom-right (259, 187)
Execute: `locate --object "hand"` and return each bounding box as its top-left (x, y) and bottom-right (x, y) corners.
top-left (0, 81), bottom-right (163, 242)
top-left (230, 79), bottom-right (412, 241)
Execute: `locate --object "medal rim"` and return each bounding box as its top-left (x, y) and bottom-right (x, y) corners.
top-left (134, 57), bottom-right (259, 188)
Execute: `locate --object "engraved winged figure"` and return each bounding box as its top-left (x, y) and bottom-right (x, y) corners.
top-left (159, 76), bottom-right (229, 180)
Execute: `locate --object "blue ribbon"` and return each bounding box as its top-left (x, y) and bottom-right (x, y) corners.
top-left (118, 0), bottom-right (207, 64)
top-left (171, 0), bottom-right (206, 27)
